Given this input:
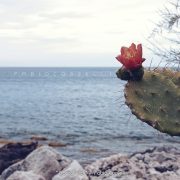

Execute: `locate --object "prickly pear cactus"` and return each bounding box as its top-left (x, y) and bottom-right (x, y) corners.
top-left (154, 68), bottom-right (180, 87)
top-left (115, 43), bottom-right (180, 136)
top-left (124, 69), bottom-right (180, 136)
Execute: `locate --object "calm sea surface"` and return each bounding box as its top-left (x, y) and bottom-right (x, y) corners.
top-left (0, 67), bottom-right (179, 163)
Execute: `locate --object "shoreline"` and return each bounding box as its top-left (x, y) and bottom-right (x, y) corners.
top-left (0, 136), bottom-right (180, 163)
top-left (0, 142), bottom-right (180, 180)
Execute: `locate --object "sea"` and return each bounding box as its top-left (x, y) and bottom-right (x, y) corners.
top-left (0, 67), bottom-right (179, 164)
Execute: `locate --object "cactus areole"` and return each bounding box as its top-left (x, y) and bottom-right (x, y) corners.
top-left (116, 43), bottom-right (145, 81)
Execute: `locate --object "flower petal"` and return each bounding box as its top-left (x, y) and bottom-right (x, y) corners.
top-left (130, 43), bottom-right (136, 51)
top-left (137, 44), bottom-right (142, 57)
top-left (121, 47), bottom-right (128, 55)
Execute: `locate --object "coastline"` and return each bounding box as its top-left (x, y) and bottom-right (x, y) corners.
top-left (0, 141), bottom-right (179, 180)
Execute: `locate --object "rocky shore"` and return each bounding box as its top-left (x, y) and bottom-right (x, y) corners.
top-left (0, 142), bottom-right (179, 180)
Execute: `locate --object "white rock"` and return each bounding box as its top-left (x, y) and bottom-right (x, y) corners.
top-left (1, 146), bottom-right (71, 180)
top-left (23, 146), bottom-right (71, 180)
top-left (7, 171), bottom-right (45, 180)
top-left (52, 160), bottom-right (88, 180)
top-left (85, 153), bottom-right (126, 175)
top-left (103, 178), bottom-right (118, 180)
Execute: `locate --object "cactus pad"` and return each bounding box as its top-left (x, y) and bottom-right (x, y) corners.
top-left (154, 68), bottom-right (180, 87)
top-left (125, 70), bottom-right (180, 136)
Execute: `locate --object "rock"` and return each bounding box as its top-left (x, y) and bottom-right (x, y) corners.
top-left (0, 139), bottom-right (15, 145)
top-left (154, 164), bottom-right (179, 173)
top-left (0, 142), bottom-right (38, 174)
top-left (24, 146), bottom-right (71, 179)
top-left (85, 153), bottom-right (126, 176)
top-left (1, 145), bottom-right (180, 180)
top-left (48, 142), bottom-right (67, 147)
top-left (30, 136), bottom-right (48, 141)
top-left (86, 146), bottom-right (180, 180)
top-left (80, 148), bottom-right (99, 153)
top-left (7, 171), bottom-right (45, 180)
top-left (147, 173), bottom-right (180, 180)
top-left (52, 160), bottom-right (88, 180)
top-left (103, 178), bottom-right (118, 180)
top-left (1, 146), bottom-right (71, 180)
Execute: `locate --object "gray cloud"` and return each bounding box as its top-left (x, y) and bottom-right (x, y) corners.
top-left (0, 0), bottom-right (169, 66)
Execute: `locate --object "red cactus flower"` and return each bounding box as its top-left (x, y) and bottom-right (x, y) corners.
top-left (116, 43), bottom-right (145, 70)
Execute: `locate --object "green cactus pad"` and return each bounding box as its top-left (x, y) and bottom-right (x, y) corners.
top-left (125, 70), bottom-right (180, 136)
top-left (154, 68), bottom-right (180, 87)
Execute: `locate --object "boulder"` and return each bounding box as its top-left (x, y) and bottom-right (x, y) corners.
top-left (0, 142), bottom-right (38, 174)
top-left (1, 146), bottom-right (71, 180)
top-left (7, 171), bottom-right (45, 180)
top-left (52, 160), bottom-right (88, 180)
top-left (85, 153), bottom-right (126, 176)
top-left (30, 136), bottom-right (48, 141)
top-left (86, 146), bottom-right (180, 180)
top-left (1, 145), bottom-right (180, 180)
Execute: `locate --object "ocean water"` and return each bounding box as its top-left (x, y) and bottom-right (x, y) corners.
top-left (0, 67), bottom-right (179, 163)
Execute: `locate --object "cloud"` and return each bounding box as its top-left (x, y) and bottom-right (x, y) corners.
top-left (0, 0), bottom-right (169, 66)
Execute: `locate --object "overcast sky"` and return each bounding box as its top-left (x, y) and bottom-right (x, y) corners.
top-left (0, 0), bottom-right (168, 67)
